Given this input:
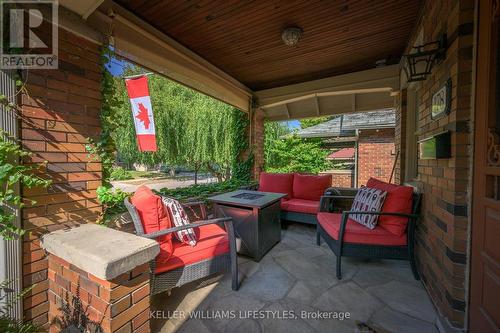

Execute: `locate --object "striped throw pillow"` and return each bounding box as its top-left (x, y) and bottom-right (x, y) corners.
top-left (161, 196), bottom-right (197, 246)
top-left (350, 187), bottom-right (387, 229)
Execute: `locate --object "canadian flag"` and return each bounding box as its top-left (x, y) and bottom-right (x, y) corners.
top-left (125, 75), bottom-right (157, 152)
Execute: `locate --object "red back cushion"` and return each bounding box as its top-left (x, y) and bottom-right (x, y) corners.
top-left (131, 186), bottom-right (173, 262)
top-left (292, 173), bottom-right (332, 201)
top-left (258, 172), bottom-right (294, 198)
top-left (366, 178), bottom-right (414, 236)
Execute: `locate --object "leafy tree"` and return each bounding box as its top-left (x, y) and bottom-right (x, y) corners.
top-left (264, 121), bottom-right (291, 169)
top-left (299, 116), bottom-right (331, 129)
top-left (109, 64), bottom-right (246, 182)
top-left (264, 121), bottom-right (330, 174)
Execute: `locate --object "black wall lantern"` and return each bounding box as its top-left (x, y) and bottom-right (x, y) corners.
top-left (403, 34), bottom-right (447, 82)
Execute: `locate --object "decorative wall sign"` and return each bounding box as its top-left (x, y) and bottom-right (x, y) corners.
top-left (431, 78), bottom-right (452, 119)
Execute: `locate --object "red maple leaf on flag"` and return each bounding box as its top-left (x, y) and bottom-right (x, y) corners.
top-left (135, 102), bottom-right (151, 129)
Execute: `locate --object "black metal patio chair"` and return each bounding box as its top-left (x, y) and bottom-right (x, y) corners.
top-left (316, 188), bottom-right (422, 280)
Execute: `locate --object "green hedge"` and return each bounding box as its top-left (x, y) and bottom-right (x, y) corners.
top-left (96, 179), bottom-right (256, 224)
top-left (157, 179), bottom-right (255, 201)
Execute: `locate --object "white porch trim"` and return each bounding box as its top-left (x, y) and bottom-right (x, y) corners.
top-left (255, 65), bottom-right (400, 121)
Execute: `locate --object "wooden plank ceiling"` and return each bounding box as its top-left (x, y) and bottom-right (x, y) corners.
top-left (115, 0), bottom-right (422, 90)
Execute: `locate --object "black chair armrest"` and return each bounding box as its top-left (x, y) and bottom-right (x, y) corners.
top-left (319, 195), bottom-right (357, 212)
top-left (141, 217), bottom-right (233, 239)
top-left (323, 195), bottom-right (357, 199)
top-left (324, 187), bottom-right (359, 196)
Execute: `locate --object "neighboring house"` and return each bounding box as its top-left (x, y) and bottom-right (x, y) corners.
top-left (294, 109), bottom-right (396, 187)
top-left (327, 147), bottom-right (355, 160)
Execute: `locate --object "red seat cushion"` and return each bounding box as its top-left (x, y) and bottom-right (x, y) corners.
top-left (366, 178), bottom-right (414, 236)
top-left (292, 173), bottom-right (332, 201)
top-left (131, 186), bottom-right (173, 263)
top-left (317, 212), bottom-right (407, 246)
top-left (155, 223), bottom-right (229, 274)
top-left (281, 198), bottom-right (319, 214)
top-left (258, 172), bottom-right (294, 198)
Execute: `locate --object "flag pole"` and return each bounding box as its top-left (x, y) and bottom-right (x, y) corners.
top-left (123, 72), bottom-right (153, 79)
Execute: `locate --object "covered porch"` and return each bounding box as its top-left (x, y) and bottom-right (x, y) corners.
top-left (152, 223), bottom-right (437, 333)
top-left (1, 0), bottom-right (493, 333)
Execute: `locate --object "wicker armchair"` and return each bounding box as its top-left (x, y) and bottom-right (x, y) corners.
top-left (316, 188), bottom-right (422, 280)
top-left (124, 198), bottom-right (239, 295)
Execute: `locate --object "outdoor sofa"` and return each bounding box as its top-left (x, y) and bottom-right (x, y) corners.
top-left (257, 172), bottom-right (333, 225)
top-left (316, 178), bottom-right (422, 280)
top-left (124, 186), bottom-right (239, 295)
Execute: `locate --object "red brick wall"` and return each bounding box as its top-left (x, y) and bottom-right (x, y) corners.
top-left (357, 128), bottom-right (396, 186)
top-left (398, 0), bottom-right (474, 328)
top-left (323, 170), bottom-right (354, 187)
top-left (20, 28), bottom-right (103, 328)
top-left (47, 256), bottom-right (150, 333)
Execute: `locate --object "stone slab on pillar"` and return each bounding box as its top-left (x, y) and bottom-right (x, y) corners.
top-left (41, 224), bottom-right (159, 333)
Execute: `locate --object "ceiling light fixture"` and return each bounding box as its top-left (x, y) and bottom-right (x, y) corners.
top-left (282, 26), bottom-right (303, 47)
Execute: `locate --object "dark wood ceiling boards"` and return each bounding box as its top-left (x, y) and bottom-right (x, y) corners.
top-left (116, 0), bottom-right (422, 90)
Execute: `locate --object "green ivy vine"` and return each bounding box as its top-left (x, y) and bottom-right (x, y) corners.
top-left (231, 109), bottom-right (253, 182)
top-left (0, 104), bottom-right (51, 240)
top-left (85, 45), bottom-right (124, 187)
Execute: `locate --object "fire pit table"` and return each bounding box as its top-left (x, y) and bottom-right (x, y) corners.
top-left (208, 190), bottom-right (286, 261)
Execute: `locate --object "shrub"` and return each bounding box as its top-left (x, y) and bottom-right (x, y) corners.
top-left (96, 186), bottom-right (131, 224)
top-left (109, 166), bottom-right (132, 181)
top-left (158, 179), bottom-right (255, 201)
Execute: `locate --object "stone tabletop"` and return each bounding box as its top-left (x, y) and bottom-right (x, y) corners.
top-left (208, 190), bottom-right (286, 208)
top-left (41, 224), bottom-right (159, 280)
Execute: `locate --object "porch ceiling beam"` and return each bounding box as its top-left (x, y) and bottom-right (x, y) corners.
top-left (255, 65), bottom-right (399, 108)
top-left (87, 2), bottom-right (252, 112)
top-left (264, 91), bottom-right (395, 121)
top-left (35, 5), bottom-right (104, 44)
top-left (60, 0), bottom-right (105, 19)
top-left (260, 88), bottom-right (392, 109)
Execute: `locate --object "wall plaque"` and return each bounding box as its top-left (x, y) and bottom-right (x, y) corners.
top-left (431, 78), bottom-right (452, 119)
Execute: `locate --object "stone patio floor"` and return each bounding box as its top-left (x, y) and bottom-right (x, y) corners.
top-left (151, 223), bottom-right (439, 333)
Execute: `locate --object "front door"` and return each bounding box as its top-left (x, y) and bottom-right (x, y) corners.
top-left (470, 1), bottom-right (500, 332)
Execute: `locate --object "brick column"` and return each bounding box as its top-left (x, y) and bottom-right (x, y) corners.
top-left (48, 257), bottom-right (151, 333)
top-left (251, 107), bottom-right (265, 180)
top-left (20, 27), bottom-right (103, 328)
top-left (41, 224), bottom-right (159, 333)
